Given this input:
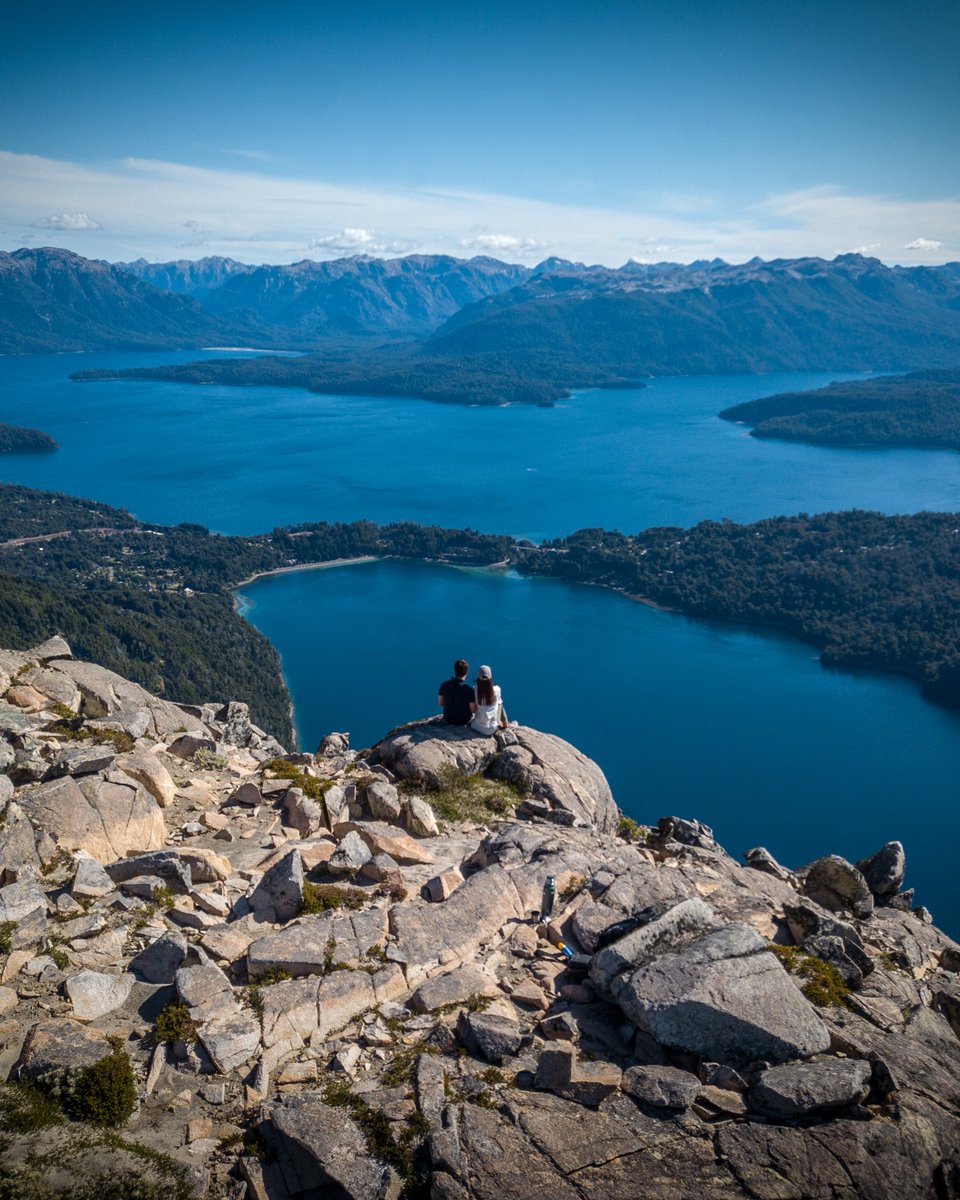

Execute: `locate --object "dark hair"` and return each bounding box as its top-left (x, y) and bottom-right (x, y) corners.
top-left (476, 675), bottom-right (495, 706)
top-left (454, 659), bottom-right (469, 679)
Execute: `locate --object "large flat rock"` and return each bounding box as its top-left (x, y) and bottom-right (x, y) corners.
top-left (247, 908), bottom-right (387, 979)
top-left (613, 921), bottom-right (832, 1067)
top-left (389, 864), bottom-right (525, 976)
top-left (268, 1095), bottom-right (399, 1200)
top-left (20, 772), bottom-right (164, 863)
top-left (372, 720), bottom-right (618, 832)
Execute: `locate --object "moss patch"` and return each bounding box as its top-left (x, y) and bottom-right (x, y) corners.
top-left (771, 943), bottom-right (852, 1007)
top-left (416, 765), bottom-right (522, 824)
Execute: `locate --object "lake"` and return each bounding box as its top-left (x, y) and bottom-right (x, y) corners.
top-left (2, 350), bottom-right (959, 929)
top-left (2, 351), bottom-right (959, 539)
top-left (238, 558), bottom-right (960, 929)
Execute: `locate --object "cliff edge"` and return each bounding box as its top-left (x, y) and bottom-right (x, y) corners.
top-left (0, 642), bottom-right (958, 1199)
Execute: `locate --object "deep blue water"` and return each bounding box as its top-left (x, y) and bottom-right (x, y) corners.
top-left (238, 559), bottom-right (960, 927)
top-left (2, 351), bottom-right (959, 539)
top-left (2, 351), bottom-right (959, 930)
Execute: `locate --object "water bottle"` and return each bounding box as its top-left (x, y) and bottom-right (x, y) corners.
top-left (541, 874), bottom-right (556, 920)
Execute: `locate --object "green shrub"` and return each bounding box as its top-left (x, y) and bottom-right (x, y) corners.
top-left (47, 944), bottom-right (70, 971)
top-left (153, 1002), bottom-right (197, 1045)
top-left (262, 758), bottom-right (331, 802)
top-left (301, 883), bottom-right (366, 915)
top-left (192, 748), bottom-right (228, 770)
top-left (256, 966), bottom-right (292, 986)
top-left (617, 815), bottom-right (648, 842)
top-left (69, 1039), bottom-right (137, 1127)
top-left (559, 875), bottom-right (586, 901)
top-left (151, 884), bottom-right (175, 911)
top-left (0, 921), bottom-right (14, 956)
top-left (0, 1081), bottom-right (64, 1133)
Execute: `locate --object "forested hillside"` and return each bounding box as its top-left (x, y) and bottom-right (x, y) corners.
top-left (720, 369), bottom-right (960, 449)
top-left (2, 484), bottom-right (958, 725)
top-left (516, 511), bottom-right (960, 706)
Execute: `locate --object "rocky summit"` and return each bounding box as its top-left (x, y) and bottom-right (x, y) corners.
top-left (0, 641), bottom-right (958, 1199)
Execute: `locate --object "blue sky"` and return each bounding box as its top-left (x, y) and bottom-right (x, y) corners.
top-left (2, 0), bottom-right (958, 265)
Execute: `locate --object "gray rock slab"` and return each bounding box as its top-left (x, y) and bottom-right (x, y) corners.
top-left (316, 964), bottom-right (406, 1038)
top-left (259, 977), bottom-right (321, 1050)
top-left (283, 788), bottom-right (324, 837)
top-left (589, 897), bottom-right (721, 995)
top-left (0, 802), bottom-right (42, 880)
top-left (55, 658), bottom-right (205, 739)
top-left (856, 841), bottom-right (906, 900)
top-left (114, 750), bottom-right (177, 808)
top-left (410, 964), bottom-right (499, 1014)
top-left (248, 907), bottom-right (387, 979)
top-left (404, 794), bottom-right (439, 836)
top-left (71, 852), bottom-right (114, 899)
top-left (65, 969), bottom-right (134, 1020)
top-left (0, 880), bottom-right (46, 924)
top-left (20, 772), bottom-right (164, 863)
top-left (366, 779), bottom-right (402, 821)
top-left (457, 1009), bottom-right (522, 1064)
top-left (748, 1058), bottom-right (872, 1117)
top-left (167, 732), bottom-right (215, 760)
top-left (328, 829), bottom-right (373, 876)
top-left (42, 745), bottom-right (116, 780)
top-left (15, 1018), bottom-right (111, 1081)
top-left (268, 1094), bottom-right (399, 1200)
top-left (249, 848), bottom-right (304, 923)
top-left (615, 923), bottom-right (832, 1067)
top-left (196, 1010), bottom-right (261, 1074)
top-left (105, 850), bottom-right (192, 891)
top-left (371, 717), bottom-right (499, 784)
top-left (802, 854), bottom-right (874, 918)
top-left (129, 932), bottom-right (188, 983)
top-left (487, 726), bottom-right (619, 832)
top-left (389, 863), bottom-right (525, 974)
top-left (216, 700), bottom-right (252, 747)
top-left (622, 1064), bottom-right (703, 1109)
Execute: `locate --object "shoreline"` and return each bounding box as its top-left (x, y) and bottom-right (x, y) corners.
top-left (232, 555), bottom-right (381, 590)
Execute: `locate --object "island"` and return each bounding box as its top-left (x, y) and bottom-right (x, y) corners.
top-left (719, 369), bottom-right (960, 450)
top-left (0, 422), bottom-right (57, 453)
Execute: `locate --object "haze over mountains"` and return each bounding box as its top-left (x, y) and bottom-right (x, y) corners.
top-left (5, 247), bottom-right (960, 404)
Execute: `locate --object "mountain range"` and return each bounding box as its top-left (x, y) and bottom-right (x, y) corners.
top-left (5, 248), bottom-right (960, 402)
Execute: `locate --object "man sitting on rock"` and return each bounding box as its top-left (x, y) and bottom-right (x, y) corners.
top-left (438, 658), bottom-right (476, 727)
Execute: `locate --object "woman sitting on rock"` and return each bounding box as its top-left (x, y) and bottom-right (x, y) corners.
top-left (470, 664), bottom-right (508, 734)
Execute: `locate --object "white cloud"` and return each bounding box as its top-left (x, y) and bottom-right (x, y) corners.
top-left (459, 233), bottom-right (548, 257)
top-left (849, 243), bottom-right (881, 255)
top-left (2, 151), bottom-right (958, 267)
top-left (223, 149), bottom-right (272, 161)
top-left (308, 227), bottom-right (411, 257)
top-left (33, 211), bottom-right (102, 231)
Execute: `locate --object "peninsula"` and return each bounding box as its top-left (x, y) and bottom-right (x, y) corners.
top-left (720, 370), bottom-right (960, 451)
top-left (0, 423), bottom-right (57, 453)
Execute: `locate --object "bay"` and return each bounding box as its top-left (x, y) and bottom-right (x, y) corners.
top-left (239, 559), bottom-right (960, 930)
